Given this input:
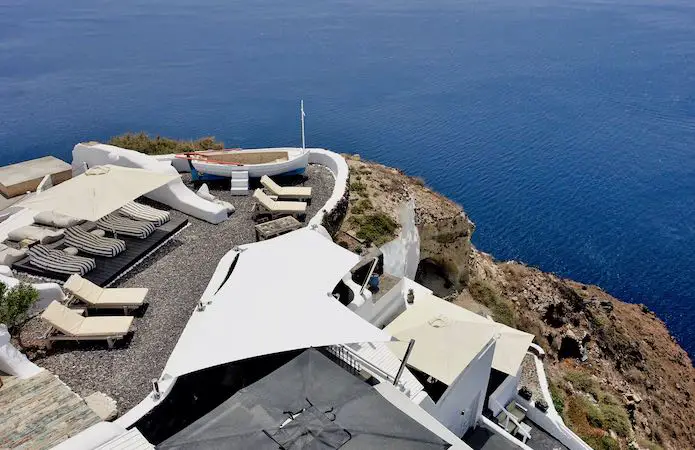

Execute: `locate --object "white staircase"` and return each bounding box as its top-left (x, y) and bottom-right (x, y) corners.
top-left (229, 171), bottom-right (250, 196)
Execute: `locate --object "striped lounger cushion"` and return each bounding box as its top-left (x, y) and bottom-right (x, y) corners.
top-left (118, 201), bottom-right (170, 226)
top-left (65, 227), bottom-right (126, 257)
top-left (27, 245), bottom-right (96, 276)
top-left (96, 214), bottom-right (156, 239)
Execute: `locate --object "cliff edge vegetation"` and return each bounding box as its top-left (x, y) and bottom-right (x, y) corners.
top-left (339, 155), bottom-right (695, 450)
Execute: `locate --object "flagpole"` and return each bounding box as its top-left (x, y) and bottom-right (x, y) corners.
top-left (300, 100), bottom-right (306, 150)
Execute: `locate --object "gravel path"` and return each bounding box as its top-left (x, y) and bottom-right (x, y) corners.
top-left (518, 352), bottom-right (543, 402)
top-left (20, 165), bottom-right (334, 413)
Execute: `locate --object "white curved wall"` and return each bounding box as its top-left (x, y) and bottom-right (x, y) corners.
top-left (307, 148), bottom-right (349, 228)
top-left (72, 143), bottom-right (228, 224)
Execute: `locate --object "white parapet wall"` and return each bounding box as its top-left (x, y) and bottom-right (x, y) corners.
top-left (307, 148), bottom-right (349, 229)
top-left (72, 143), bottom-right (228, 224)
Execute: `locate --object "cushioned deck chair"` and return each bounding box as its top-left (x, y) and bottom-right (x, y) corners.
top-left (64, 226), bottom-right (126, 257)
top-left (253, 189), bottom-right (307, 220)
top-left (96, 214), bottom-right (156, 239)
top-left (41, 301), bottom-right (134, 349)
top-left (260, 175), bottom-right (312, 201)
top-left (64, 273), bottom-right (147, 314)
top-left (118, 201), bottom-right (171, 226)
top-left (26, 245), bottom-right (96, 275)
top-left (7, 225), bottom-right (64, 244)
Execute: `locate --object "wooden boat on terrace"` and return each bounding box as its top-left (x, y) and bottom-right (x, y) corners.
top-left (175, 147), bottom-right (309, 181)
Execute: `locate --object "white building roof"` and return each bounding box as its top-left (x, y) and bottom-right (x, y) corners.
top-left (164, 228), bottom-right (392, 378)
top-left (386, 293), bottom-right (534, 383)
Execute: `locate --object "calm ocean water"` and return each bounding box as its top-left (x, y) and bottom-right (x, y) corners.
top-left (1, 0), bottom-right (694, 355)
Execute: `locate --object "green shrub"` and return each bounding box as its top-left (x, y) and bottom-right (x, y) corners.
top-left (0, 282), bottom-right (39, 329)
top-left (350, 181), bottom-right (367, 195)
top-left (565, 370), bottom-right (599, 397)
top-left (354, 213), bottom-right (399, 246)
top-left (585, 402), bottom-right (605, 429)
top-left (351, 198), bottom-right (373, 215)
top-left (549, 382), bottom-right (566, 415)
top-left (600, 404), bottom-right (631, 437)
top-left (582, 434), bottom-right (620, 450)
top-left (468, 280), bottom-right (517, 327)
top-left (108, 132), bottom-right (224, 155)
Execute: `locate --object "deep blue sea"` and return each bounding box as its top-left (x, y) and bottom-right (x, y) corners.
top-left (1, 0), bottom-right (694, 356)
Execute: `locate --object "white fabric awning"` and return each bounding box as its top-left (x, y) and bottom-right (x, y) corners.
top-left (18, 165), bottom-right (179, 221)
top-left (164, 228), bottom-right (391, 378)
top-left (386, 293), bottom-right (534, 384)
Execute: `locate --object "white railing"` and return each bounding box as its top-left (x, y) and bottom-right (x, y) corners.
top-left (493, 399), bottom-right (532, 444)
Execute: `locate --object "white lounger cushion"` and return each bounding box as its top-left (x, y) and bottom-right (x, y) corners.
top-left (64, 227), bottom-right (126, 257)
top-left (118, 201), bottom-right (170, 226)
top-left (253, 189), bottom-right (307, 214)
top-left (261, 175), bottom-right (312, 199)
top-left (96, 215), bottom-right (156, 239)
top-left (65, 274), bottom-right (147, 307)
top-left (42, 301), bottom-right (133, 337)
top-left (33, 211), bottom-right (85, 229)
top-left (7, 225), bottom-right (65, 244)
top-left (0, 244), bottom-right (27, 265)
top-left (26, 245), bottom-right (96, 276)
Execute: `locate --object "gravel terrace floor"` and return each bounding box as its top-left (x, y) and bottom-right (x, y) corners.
top-left (18, 165), bottom-right (334, 414)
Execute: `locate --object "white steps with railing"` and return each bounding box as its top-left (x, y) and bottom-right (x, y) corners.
top-left (328, 341), bottom-right (426, 402)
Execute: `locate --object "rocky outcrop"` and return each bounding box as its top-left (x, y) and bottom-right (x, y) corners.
top-left (348, 156), bottom-right (695, 450)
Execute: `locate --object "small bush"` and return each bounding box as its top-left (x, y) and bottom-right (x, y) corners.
top-left (354, 213), bottom-right (399, 246)
top-left (468, 280), bottom-right (517, 327)
top-left (350, 181), bottom-right (367, 195)
top-left (585, 402), bottom-right (605, 429)
top-left (565, 370), bottom-right (599, 397)
top-left (600, 404), bottom-right (631, 437)
top-left (108, 132), bottom-right (224, 155)
top-left (351, 198), bottom-right (373, 215)
top-left (0, 282), bottom-right (39, 329)
top-left (582, 434), bottom-right (620, 450)
top-left (549, 382), bottom-right (566, 415)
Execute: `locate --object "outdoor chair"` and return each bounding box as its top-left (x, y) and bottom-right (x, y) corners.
top-left (64, 273), bottom-right (147, 314)
top-left (260, 175), bottom-right (312, 201)
top-left (41, 301), bottom-right (134, 349)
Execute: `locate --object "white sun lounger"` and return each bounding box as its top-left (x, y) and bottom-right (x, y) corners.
top-left (252, 189), bottom-right (307, 220)
top-left (118, 201), bottom-right (171, 226)
top-left (96, 214), bottom-right (156, 239)
top-left (7, 225), bottom-right (64, 244)
top-left (64, 274), bottom-right (147, 313)
top-left (65, 226), bottom-right (126, 257)
top-left (26, 244), bottom-right (96, 275)
top-left (260, 175), bottom-right (312, 201)
top-left (41, 301), bottom-right (134, 349)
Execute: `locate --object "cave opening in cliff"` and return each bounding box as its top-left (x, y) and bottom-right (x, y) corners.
top-left (415, 259), bottom-right (456, 298)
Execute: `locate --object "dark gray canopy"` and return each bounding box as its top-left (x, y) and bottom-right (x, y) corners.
top-left (159, 349), bottom-right (450, 449)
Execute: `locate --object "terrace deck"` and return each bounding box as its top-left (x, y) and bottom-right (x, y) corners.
top-left (12, 217), bottom-right (188, 286)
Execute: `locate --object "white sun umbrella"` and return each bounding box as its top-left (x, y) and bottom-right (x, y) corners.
top-left (386, 292), bottom-right (534, 382)
top-left (18, 165), bottom-right (180, 222)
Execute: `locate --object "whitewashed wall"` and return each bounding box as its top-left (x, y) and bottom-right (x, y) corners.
top-left (430, 341), bottom-right (495, 436)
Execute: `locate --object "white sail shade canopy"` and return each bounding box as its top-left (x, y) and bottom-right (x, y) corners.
top-left (387, 293), bottom-right (534, 384)
top-left (164, 228), bottom-right (392, 378)
top-left (18, 165), bottom-right (179, 222)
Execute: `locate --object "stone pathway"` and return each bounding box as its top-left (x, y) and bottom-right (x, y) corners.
top-left (0, 370), bottom-right (101, 449)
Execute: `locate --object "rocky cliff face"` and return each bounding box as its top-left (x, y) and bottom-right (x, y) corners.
top-left (342, 156), bottom-right (695, 450)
